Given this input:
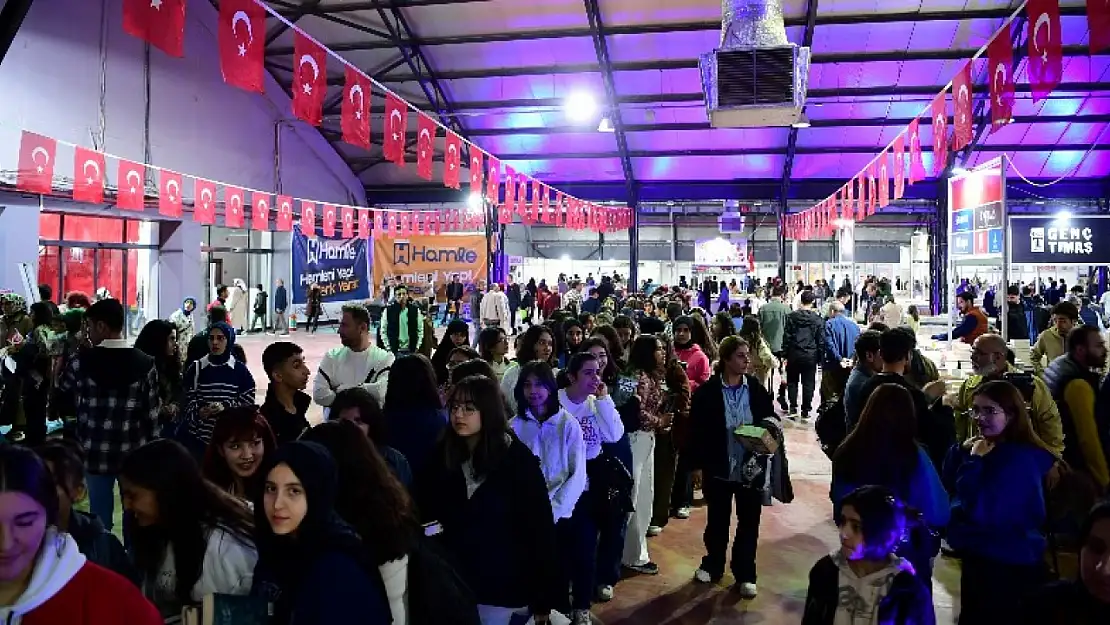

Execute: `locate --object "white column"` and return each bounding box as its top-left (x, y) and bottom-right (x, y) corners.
top-left (0, 197), bottom-right (43, 294)
top-left (157, 220), bottom-right (203, 317)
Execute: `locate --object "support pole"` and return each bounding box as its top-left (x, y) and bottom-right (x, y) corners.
top-left (0, 0), bottom-right (35, 67)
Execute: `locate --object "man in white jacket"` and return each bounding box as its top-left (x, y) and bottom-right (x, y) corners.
top-left (313, 304), bottom-right (395, 413)
top-left (479, 283), bottom-right (511, 331)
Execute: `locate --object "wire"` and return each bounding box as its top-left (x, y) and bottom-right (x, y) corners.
top-left (1004, 122), bottom-right (1110, 188)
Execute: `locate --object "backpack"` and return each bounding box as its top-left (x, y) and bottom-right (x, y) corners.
top-left (814, 395), bottom-right (847, 459)
top-left (407, 535), bottom-right (481, 625)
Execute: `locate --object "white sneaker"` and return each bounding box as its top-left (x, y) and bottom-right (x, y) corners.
top-left (693, 568), bottom-right (715, 583)
top-left (675, 507), bottom-right (691, 519)
top-left (596, 585), bottom-right (613, 602)
top-left (646, 525), bottom-right (663, 537)
top-left (735, 582), bottom-right (758, 599)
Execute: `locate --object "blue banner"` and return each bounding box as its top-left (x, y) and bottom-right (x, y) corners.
top-left (291, 224), bottom-right (369, 305)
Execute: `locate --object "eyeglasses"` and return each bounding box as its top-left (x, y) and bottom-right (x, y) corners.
top-left (970, 405), bottom-right (1005, 417)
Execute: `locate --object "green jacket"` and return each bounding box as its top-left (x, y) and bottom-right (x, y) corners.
top-left (954, 361), bottom-right (1064, 457)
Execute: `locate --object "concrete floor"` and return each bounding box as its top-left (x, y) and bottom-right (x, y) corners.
top-left (234, 331), bottom-right (961, 624)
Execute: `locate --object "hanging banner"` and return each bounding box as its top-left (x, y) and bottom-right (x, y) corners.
top-left (948, 157), bottom-right (1006, 259)
top-left (290, 224), bottom-right (370, 317)
top-left (372, 233), bottom-right (488, 298)
top-left (1010, 216), bottom-right (1110, 265)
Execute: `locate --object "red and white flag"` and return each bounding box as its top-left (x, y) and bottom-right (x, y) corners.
top-left (276, 195), bottom-right (294, 232)
top-left (251, 192), bottom-right (271, 231)
top-left (893, 133), bottom-right (905, 200)
top-left (383, 93), bottom-right (408, 167)
top-left (932, 90), bottom-right (949, 175)
top-left (73, 146), bottom-right (105, 203)
top-left (907, 118), bottom-right (925, 184)
top-left (158, 169), bottom-right (183, 218)
top-left (218, 0), bottom-right (264, 93)
top-left (341, 66), bottom-right (371, 149)
top-left (194, 179), bottom-right (217, 225)
top-left (292, 33), bottom-right (327, 125)
top-left (117, 160), bottom-right (146, 211)
top-left (322, 204), bottom-right (336, 237)
top-left (1091, 0), bottom-right (1110, 54)
top-left (123, 0), bottom-right (185, 57)
top-left (17, 131), bottom-right (56, 195)
top-left (503, 166), bottom-right (516, 215)
top-left (444, 131), bottom-right (463, 189)
top-left (486, 156), bottom-right (500, 203)
top-left (416, 113), bottom-right (436, 181)
top-left (867, 164), bottom-right (877, 216)
top-left (555, 192), bottom-right (565, 226)
top-left (357, 209), bottom-right (370, 240)
top-left (855, 175), bottom-right (866, 222)
top-left (988, 24), bottom-right (1015, 131)
top-left (225, 187), bottom-right (245, 228)
top-left (952, 63), bottom-right (973, 151)
top-left (1027, 0), bottom-right (1063, 102)
top-left (301, 201), bottom-right (316, 238)
top-left (878, 151), bottom-right (890, 208)
top-left (340, 206), bottom-right (355, 238)
top-left (399, 212), bottom-right (411, 237)
top-left (469, 150), bottom-right (484, 195)
top-left (843, 182), bottom-right (854, 222)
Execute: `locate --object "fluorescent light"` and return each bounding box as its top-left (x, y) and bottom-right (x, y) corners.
top-left (561, 254), bottom-right (570, 261)
top-left (467, 193), bottom-right (482, 211)
top-left (597, 117), bottom-right (615, 132)
top-left (791, 120), bottom-right (811, 129)
top-left (1055, 210), bottom-right (1072, 222)
top-left (565, 92), bottom-right (597, 123)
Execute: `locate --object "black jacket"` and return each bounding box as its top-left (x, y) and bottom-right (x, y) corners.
top-left (382, 302), bottom-right (420, 353)
top-left (415, 438), bottom-right (557, 614)
top-left (445, 281), bottom-right (464, 302)
top-left (1021, 580), bottom-right (1110, 625)
top-left (856, 373), bottom-right (954, 472)
top-left (783, 308), bottom-right (825, 365)
top-left (802, 555), bottom-right (934, 625)
top-left (69, 509), bottom-right (140, 586)
top-left (259, 388), bottom-right (312, 444)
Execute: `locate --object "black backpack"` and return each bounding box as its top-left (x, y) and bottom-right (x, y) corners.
top-left (407, 534), bottom-right (481, 625)
top-left (815, 395), bottom-right (847, 459)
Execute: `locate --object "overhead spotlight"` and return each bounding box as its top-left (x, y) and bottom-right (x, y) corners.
top-left (467, 193), bottom-right (482, 211)
top-left (565, 91), bottom-right (597, 123)
top-left (1055, 210), bottom-right (1072, 222)
top-left (597, 117), bottom-right (615, 132)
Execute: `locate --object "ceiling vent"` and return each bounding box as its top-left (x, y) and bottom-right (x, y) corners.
top-left (699, 0), bottom-right (811, 128)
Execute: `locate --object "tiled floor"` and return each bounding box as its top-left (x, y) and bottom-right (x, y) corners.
top-left (236, 331), bottom-right (961, 624)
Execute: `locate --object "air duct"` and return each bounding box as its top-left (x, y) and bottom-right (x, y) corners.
top-left (699, 0), bottom-right (811, 128)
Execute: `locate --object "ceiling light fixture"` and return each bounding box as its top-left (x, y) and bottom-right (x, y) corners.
top-left (597, 117), bottom-right (615, 132)
top-left (467, 193), bottom-right (482, 211)
top-left (565, 92), bottom-right (597, 123)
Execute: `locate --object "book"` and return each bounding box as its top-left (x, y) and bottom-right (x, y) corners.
top-left (180, 594), bottom-right (271, 625)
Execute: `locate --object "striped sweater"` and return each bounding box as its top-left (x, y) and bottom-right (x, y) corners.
top-left (183, 355), bottom-right (256, 443)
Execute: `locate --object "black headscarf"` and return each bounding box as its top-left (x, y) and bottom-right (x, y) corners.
top-left (431, 318), bottom-right (471, 384)
top-left (672, 315), bottom-right (695, 349)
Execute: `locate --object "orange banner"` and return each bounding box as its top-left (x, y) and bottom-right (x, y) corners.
top-left (372, 234), bottom-right (488, 298)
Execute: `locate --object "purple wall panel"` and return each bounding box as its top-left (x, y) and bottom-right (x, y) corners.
top-left (612, 68), bottom-right (700, 96)
top-left (442, 73), bottom-right (606, 103)
top-left (606, 31), bottom-right (721, 63)
top-left (600, 1), bottom-right (734, 28)
top-left (625, 128), bottom-right (789, 151)
top-left (632, 155), bottom-right (784, 180)
top-left (419, 38), bottom-right (600, 73)
top-left (621, 106), bottom-right (708, 125)
top-left (477, 132), bottom-right (619, 155)
top-left (796, 127), bottom-right (885, 148)
top-left (406, 0), bottom-right (589, 38)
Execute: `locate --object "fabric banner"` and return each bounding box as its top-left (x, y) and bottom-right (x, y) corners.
top-left (291, 224), bottom-right (370, 307)
top-left (373, 234), bottom-right (488, 299)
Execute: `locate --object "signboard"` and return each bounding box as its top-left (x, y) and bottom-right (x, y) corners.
top-left (291, 224), bottom-right (370, 307)
top-left (948, 159), bottom-right (1005, 260)
top-left (373, 234), bottom-right (488, 299)
top-left (694, 237), bottom-right (748, 269)
top-left (1010, 215), bottom-right (1110, 265)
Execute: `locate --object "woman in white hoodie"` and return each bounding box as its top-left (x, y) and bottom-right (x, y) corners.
top-left (0, 446), bottom-right (160, 624)
top-left (120, 439), bottom-right (258, 620)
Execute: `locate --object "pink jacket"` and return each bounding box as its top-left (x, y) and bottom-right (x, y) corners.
top-left (674, 344), bottom-right (711, 393)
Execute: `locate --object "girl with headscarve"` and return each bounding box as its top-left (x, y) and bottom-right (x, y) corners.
top-left (178, 322), bottom-right (256, 461)
top-left (169, 298), bottom-right (197, 364)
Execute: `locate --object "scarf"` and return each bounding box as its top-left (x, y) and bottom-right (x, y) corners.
top-left (206, 321), bottom-right (237, 365)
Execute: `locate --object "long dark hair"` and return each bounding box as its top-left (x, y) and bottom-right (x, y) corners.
top-left (0, 445), bottom-right (59, 525)
top-left (737, 315), bottom-right (765, 355)
top-left (442, 375), bottom-right (512, 476)
top-left (972, 380), bottom-right (1052, 451)
top-left (385, 353), bottom-right (443, 413)
top-left (477, 326), bottom-right (507, 362)
top-left (431, 319), bottom-right (471, 385)
top-left (590, 325), bottom-right (625, 365)
top-left (121, 439), bottom-right (254, 603)
top-left (301, 421), bottom-right (419, 564)
top-left (514, 361), bottom-right (561, 418)
top-left (833, 383), bottom-right (920, 487)
top-left (201, 406), bottom-right (277, 499)
top-left (627, 334), bottom-right (662, 375)
top-left (515, 324), bottom-right (555, 365)
top-left (579, 336), bottom-right (619, 385)
top-left (135, 319), bottom-right (182, 384)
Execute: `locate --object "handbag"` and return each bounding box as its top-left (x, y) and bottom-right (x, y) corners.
top-left (588, 452), bottom-right (634, 520)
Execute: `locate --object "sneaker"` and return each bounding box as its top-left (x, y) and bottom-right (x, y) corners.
top-left (693, 568), bottom-right (718, 583)
top-left (734, 582), bottom-right (758, 599)
top-left (646, 525), bottom-right (663, 537)
top-left (45, 419), bottom-right (65, 435)
top-left (571, 610), bottom-right (592, 625)
top-left (623, 561), bottom-right (659, 575)
top-left (674, 507), bottom-right (691, 519)
top-left (777, 396), bottom-right (789, 413)
top-left (596, 585), bottom-right (614, 602)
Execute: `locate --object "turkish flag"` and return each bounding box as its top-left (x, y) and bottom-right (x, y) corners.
top-left (194, 179), bottom-right (217, 224)
top-left (301, 201), bottom-right (316, 237)
top-left (486, 156), bottom-right (500, 202)
top-left (219, 0), bottom-right (264, 93)
top-left (444, 130), bottom-right (462, 189)
top-left (292, 33), bottom-right (327, 125)
top-left (357, 209), bottom-right (370, 239)
top-left (383, 93), bottom-right (408, 167)
top-left (340, 206), bottom-right (355, 238)
top-left (952, 63), bottom-right (973, 151)
top-left (158, 169), bottom-right (183, 218)
top-left (469, 150), bottom-right (484, 195)
top-left (341, 67), bottom-right (371, 149)
top-left (225, 187), bottom-right (245, 228)
top-left (533, 179), bottom-right (546, 223)
top-left (555, 192), bottom-right (565, 226)
top-left (123, 0), bottom-right (185, 57)
top-left (520, 176), bottom-right (533, 223)
top-left (908, 118), bottom-right (925, 183)
top-left (988, 25), bottom-right (1015, 132)
top-left (878, 151), bottom-right (890, 208)
top-left (503, 166), bottom-right (516, 215)
top-left (1027, 0), bottom-right (1062, 102)
top-left (843, 182), bottom-right (854, 222)
top-left (387, 212), bottom-right (399, 237)
top-left (1092, 0), bottom-right (1110, 54)
top-left (932, 90), bottom-right (949, 176)
top-left (251, 192), bottom-right (271, 231)
top-left (855, 175), bottom-right (866, 222)
top-left (893, 133), bottom-right (905, 200)
top-left (868, 164), bottom-right (878, 216)
top-left (16, 131), bottom-right (56, 195)
top-left (117, 160), bottom-right (146, 211)
top-left (416, 113), bottom-right (436, 181)
top-left (399, 212), bottom-right (411, 237)
top-left (542, 186), bottom-right (553, 223)
top-left (73, 146), bottom-right (105, 203)
top-left (276, 195), bottom-right (294, 232)
top-left (321, 204), bottom-right (336, 237)
top-left (373, 210), bottom-right (384, 237)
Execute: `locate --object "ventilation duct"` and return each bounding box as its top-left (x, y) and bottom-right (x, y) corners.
top-left (699, 0), bottom-right (811, 128)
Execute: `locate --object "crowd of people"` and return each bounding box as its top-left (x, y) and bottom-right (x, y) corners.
top-left (0, 270), bottom-right (1109, 625)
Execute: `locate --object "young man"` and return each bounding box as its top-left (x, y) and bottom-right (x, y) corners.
top-left (51, 299), bottom-right (160, 532)
top-left (843, 330), bottom-right (881, 431)
top-left (260, 341), bottom-right (312, 444)
top-left (444, 274), bottom-right (465, 323)
top-left (250, 283), bottom-right (268, 333)
top-left (271, 278), bottom-right (289, 336)
top-left (378, 284), bottom-right (424, 355)
top-left (758, 286), bottom-right (790, 410)
top-left (314, 304), bottom-right (395, 410)
top-left (782, 290), bottom-right (824, 421)
top-left (821, 301), bottom-right (859, 403)
top-left (1030, 301), bottom-right (1080, 376)
top-left (930, 291), bottom-right (989, 346)
top-left (1043, 324), bottom-right (1110, 490)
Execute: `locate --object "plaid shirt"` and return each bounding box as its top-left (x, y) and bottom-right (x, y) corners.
top-left (55, 341), bottom-right (161, 474)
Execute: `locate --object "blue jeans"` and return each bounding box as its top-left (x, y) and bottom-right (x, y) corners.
top-left (86, 473), bottom-right (120, 531)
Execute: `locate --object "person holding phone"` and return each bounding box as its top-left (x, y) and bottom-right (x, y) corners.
top-left (179, 322), bottom-right (256, 461)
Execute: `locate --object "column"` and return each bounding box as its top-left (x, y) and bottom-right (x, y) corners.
top-left (157, 220), bottom-right (203, 317)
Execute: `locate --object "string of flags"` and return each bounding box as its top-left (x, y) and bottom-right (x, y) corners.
top-left (90, 0), bottom-right (634, 234)
top-left (786, 0), bottom-right (1092, 241)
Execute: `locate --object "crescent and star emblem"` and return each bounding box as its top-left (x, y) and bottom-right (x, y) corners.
top-left (30, 147), bottom-right (50, 173)
top-left (82, 160), bottom-right (100, 184)
top-left (993, 63), bottom-right (1008, 107)
top-left (419, 128), bottom-right (431, 158)
top-left (232, 10), bottom-right (253, 56)
top-left (126, 170), bottom-right (141, 194)
top-left (229, 194), bottom-right (242, 214)
top-left (257, 200), bottom-right (268, 216)
top-left (957, 85), bottom-right (969, 125)
top-left (166, 179), bottom-right (180, 202)
top-left (349, 84), bottom-right (364, 120)
top-left (389, 109), bottom-right (402, 141)
top-left (298, 54), bottom-right (319, 95)
top-left (1033, 13), bottom-right (1051, 63)
top-left (447, 144), bottom-right (457, 169)
top-left (200, 188), bottom-right (213, 207)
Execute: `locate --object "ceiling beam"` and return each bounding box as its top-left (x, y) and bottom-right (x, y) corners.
top-left (781, 0), bottom-right (821, 220)
top-left (0, 0), bottom-right (36, 66)
top-left (265, 0), bottom-right (393, 43)
top-left (583, 0), bottom-right (636, 205)
top-left (267, 6), bottom-right (1090, 54)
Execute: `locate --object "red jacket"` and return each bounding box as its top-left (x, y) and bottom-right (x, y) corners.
top-left (22, 562), bottom-right (161, 625)
top-left (675, 343), bottom-right (711, 392)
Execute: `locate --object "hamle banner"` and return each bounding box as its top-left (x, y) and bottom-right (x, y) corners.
top-left (291, 224), bottom-right (370, 306)
top-left (373, 234), bottom-right (488, 298)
